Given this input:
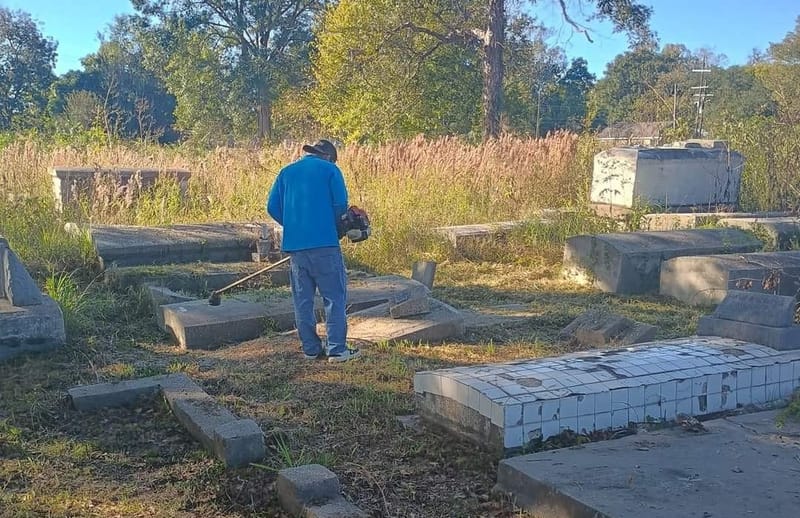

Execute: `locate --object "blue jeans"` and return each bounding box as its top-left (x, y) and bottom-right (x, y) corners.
top-left (289, 246), bottom-right (348, 356)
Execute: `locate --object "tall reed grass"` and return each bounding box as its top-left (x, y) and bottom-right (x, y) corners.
top-left (0, 133), bottom-right (600, 273)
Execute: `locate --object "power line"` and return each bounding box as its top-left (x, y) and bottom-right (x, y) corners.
top-left (692, 62), bottom-right (712, 137)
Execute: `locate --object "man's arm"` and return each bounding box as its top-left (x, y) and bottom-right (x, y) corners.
top-left (330, 165), bottom-right (348, 219)
top-left (266, 173), bottom-right (284, 225)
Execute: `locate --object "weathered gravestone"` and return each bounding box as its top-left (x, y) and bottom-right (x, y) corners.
top-left (0, 237), bottom-right (66, 361)
top-left (558, 309), bottom-right (658, 346)
top-left (411, 260), bottom-right (437, 290)
top-left (564, 228), bottom-right (762, 294)
top-left (697, 291), bottom-right (800, 350)
top-left (660, 251), bottom-right (800, 306)
top-left (719, 216), bottom-right (800, 251)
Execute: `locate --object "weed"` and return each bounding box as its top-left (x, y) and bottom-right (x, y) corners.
top-left (776, 389), bottom-right (800, 429)
top-left (44, 270), bottom-right (90, 335)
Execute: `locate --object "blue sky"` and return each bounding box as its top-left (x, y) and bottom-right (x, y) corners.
top-left (3, 0), bottom-right (799, 76)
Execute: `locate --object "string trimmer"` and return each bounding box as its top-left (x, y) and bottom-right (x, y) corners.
top-left (208, 256), bottom-right (291, 306)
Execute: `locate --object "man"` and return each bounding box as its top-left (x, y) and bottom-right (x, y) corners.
top-left (267, 139), bottom-right (361, 363)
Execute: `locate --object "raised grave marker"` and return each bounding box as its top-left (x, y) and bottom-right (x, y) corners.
top-left (68, 373), bottom-right (265, 468)
top-left (75, 222), bottom-right (270, 269)
top-left (697, 291), bottom-right (800, 350)
top-left (277, 464), bottom-right (367, 518)
top-left (345, 298), bottom-right (464, 345)
top-left (660, 251), bottom-right (800, 306)
top-left (51, 167), bottom-right (191, 211)
top-left (414, 337), bottom-right (800, 454)
top-left (563, 228), bottom-right (762, 294)
top-left (0, 237), bottom-right (66, 361)
top-left (720, 216), bottom-right (800, 251)
top-left (411, 260), bottom-right (437, 289)
top-left (641, 211), bottom-right (790, 231)
top-left (590, 144), bottom-right (744, 213)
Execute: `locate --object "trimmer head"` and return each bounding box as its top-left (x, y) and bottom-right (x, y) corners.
top-left (208, 291), bottom-right (222, 306)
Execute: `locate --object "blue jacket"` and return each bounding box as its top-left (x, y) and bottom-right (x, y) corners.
top-left (266, 155), bottom-right (348, 252)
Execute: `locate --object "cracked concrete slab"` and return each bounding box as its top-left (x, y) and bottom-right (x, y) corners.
top-left (497, 410), bottom-right (800, 518)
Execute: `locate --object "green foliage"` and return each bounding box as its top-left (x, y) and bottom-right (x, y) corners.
top-left (0, 8), bottom-right (57, 130)
top-left (44, 271), bottom-right (90, 336)
top-left (312, 0), bottom-right (482, 142)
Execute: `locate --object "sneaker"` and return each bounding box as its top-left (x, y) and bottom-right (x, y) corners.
top-left (327, 348), bottom-right (362, 363)
top-left (303, 353), bottom-right (322, 360)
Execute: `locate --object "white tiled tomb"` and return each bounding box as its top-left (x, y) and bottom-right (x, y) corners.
top-left (414, 338), bottom-right (800, 452)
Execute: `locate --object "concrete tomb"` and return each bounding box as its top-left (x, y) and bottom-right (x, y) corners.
top-left (719, 216), bottom-right (800, 251)
top-left (0, 237), bottom-right (66, 361)
top-left (158, 276), bottom-right (463, 349)
top-left (590, 142), bottom-right (744, 214)
top-left (697, 291), bottom-right (800, 350)
top-left (660, 250), bottom-right (800, 306)
top-left (51, 167), bottom-right (191, 211)
top-left (563, 228), bottom-right (761, 294)
top-left (414, 337), bottom-right (800, 454)
top-left (496, 409), bottom-right (800, 518)
top-left (68, 373), bottom-right (265, 468)
top-left (76, 222), bottom-right (269, 269)
top-left (433, 221), bottom-right (528, 252)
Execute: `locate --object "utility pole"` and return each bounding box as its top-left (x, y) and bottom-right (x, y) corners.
top-left (672, 84), bottom-right (677, 130)
top-left (691, 60), bottom-right (713, 137)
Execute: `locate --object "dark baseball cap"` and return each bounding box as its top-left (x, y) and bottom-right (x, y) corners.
top-left (302, 139), bottom-right (337, 163)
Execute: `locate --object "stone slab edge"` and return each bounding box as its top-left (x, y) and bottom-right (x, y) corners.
top-left (697, 317), bottom-right (800, 351)
top-left (69, 373), bottom-right (265, 468)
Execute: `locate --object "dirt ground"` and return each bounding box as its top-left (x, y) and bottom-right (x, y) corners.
top-left (0, 261), bottom-right (704, 517)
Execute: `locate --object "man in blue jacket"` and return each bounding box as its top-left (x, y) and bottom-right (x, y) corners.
top-left (267, 139), bottom-right (361, 363)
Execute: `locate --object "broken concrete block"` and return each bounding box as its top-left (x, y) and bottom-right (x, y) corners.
top-left (389, 296), bottom-right (431, 319)
top-left (346, 298), bottom-right (464, 345)
top-left (563, 229), bottom-right (762, 294)
top-left (3, 248), bottom-right (42, 306)
top-left (277, 464), bottom-right (341, 517)
top-left (306, 498), bottom-right (369, 518)
top-left (161, 380), bottom-right (265, 468)
top-left (146, 285), bottom-right (195, 331)
top-left (559, 309), bottom-right (658, 347)
top-left (711, 291), bottom-right (796, 328)
top-left (412, 261), bottom-right (437, 289)
top-left (68, 374), bottom-right (190, 412)
top-left (212, 419), bottom-right (266, 469)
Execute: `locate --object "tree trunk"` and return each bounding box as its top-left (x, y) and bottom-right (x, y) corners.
top-left (256, 86), bottom-right (272, 142)
top-left (482, 0), bottom-right (505, 141)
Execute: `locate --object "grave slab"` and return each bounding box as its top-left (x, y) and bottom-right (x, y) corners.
top-left (563, 229), bottom-right (762, 294)
top-left (82, 222), bottom-right (262, 269)
top-left (346, 298), bottom-right (464, 344)
top-left (433, 221), bottom-right (529, 252)
top-left (660, 251), bottom-right (800, 306)
top-left (105, 261), bottom-right (291, 292)
top-left (641, 211), bottom-right (790, 231)
top-left (697, 318), bottom-right (800, 350)
top-left (389, 294), bottom-right (431, 319)
top-left (161, 276), bottom-right (430, 349)
top-left (414, 337), bottom-right (800, 454)
top-left (3, 247), bottom-right (42, 306)
top-left (710, 290), bottom-right (796, 327)
top-left (496, 410), bottom-right (800, 518)
top-left (411, 261), bottom-right (437, 289)
top-left (70, 374), bottom-right (265, 468)
top-left (720, 216), bottom-right (800, 250)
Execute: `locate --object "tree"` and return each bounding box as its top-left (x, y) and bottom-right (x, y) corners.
top-left (0, 8), bottom-right (57, 130)
top-left (753, 17), bottom-right (800, 123)
top-left (312, 0), bottom-right (482, 142)
top-left (132, 0), bottom-right (327, 141)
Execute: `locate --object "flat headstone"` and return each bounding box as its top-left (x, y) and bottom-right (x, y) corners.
top-left (3, 248), bottom-right (42, 306)
top-left (0, 296), bottom-right (66, 361)
top-left (660, 251), bottom-right (800, 306)
top-left (84, 222), bottom-right (261, 269)
top-left (147, 285), bottom-right (195, 330)
top-left (641, 211), bottom-right (790, 231)
top-left (720, 216), bottom-right (800, 250)
top-left (433, 221), bottom-right (527, 251)
top-left (346, 298), bottom-right (464, 344)
top-left (104, 261), bottom-right (291, 291)
top-left (563, 229), bottom-right (762, 294)
top-left (411, 261), bottom-right (437, 289)
top-left (496, 410), bottom-right (800, 518)
top-left (712, 291), bottom-right (796, 327)
top-left (277, 464), bottom-right (341, 516)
